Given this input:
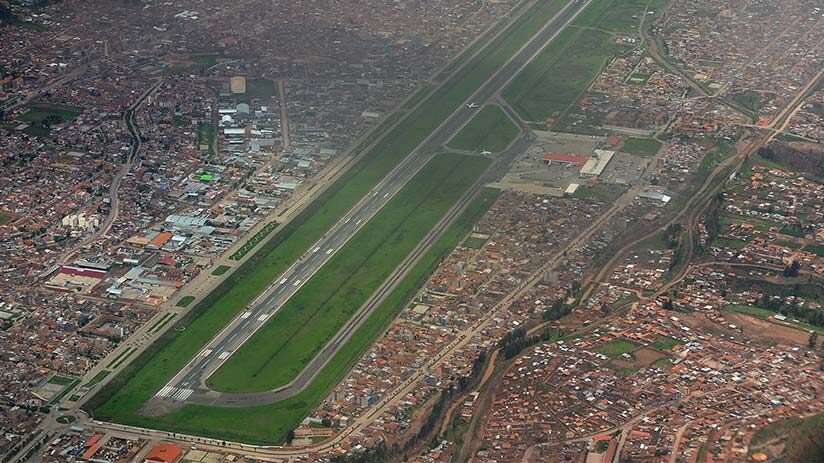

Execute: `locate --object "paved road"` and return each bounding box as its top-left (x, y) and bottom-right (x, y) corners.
top-left (147, 0), bottom-right (593, 413)
top-left (148, 147), bottom-right (440, 409)
top-left (60, 81), bottom-right (161, 264)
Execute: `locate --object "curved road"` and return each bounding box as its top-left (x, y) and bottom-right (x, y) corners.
top-left (60, 82), bottom-right (161, 263)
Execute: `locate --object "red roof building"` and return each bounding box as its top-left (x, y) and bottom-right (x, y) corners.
top-left (148, 231), bottom-right (173, 249)
top-left (60, 266), bottom-right (107, 279)
top-left (144, 443), bottom-right (183, 463)
top-left (543, 153), bottom-right (589, 166)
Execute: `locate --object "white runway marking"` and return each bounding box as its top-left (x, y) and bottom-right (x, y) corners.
top-left (155, 386), bottom-right (194, 401)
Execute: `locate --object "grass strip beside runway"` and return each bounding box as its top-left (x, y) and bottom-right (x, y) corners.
top-left (89, 188), bottom-right (500, 444)
top-left (447, 105), bottom-right (519, 153)
top-left (504, 0), bottom-right (669, 124)
top-left (207, 154), bottom-right (490, 392)
top-left (87, 0), bottom-right (569, 441)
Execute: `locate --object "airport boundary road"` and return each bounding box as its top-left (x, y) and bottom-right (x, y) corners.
top-left (86, 0), bottom-right (596, 447)
top-left (85, 0), bottom-right (543, 421)
top-left (156, 0), bottom-right (592, 404)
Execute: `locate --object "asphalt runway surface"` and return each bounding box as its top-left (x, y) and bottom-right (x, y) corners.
top-left (146, 0), bottom-right (590, 413)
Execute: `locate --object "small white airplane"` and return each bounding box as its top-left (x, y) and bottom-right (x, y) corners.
top-left (466, 102), bottom-right (479, 108)
top-left (480, 150), bottom-right (492, 156)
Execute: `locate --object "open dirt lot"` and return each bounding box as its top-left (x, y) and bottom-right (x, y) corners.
top-left (677, 311), bottom-right (810, 347)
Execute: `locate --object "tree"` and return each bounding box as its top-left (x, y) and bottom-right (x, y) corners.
top-left (783, 260), bottom-right (801, 278)
top-left (809, 331), bottom-right (819, 350)
top-left (757, 146), bottom-right (775, 161)
top-left (286, 429), bottom-right (295, 444)
top-left (0, 2), bottom-right (16, 24)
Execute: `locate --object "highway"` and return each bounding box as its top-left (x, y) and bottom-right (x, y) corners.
top-left (146, 0), bottom-right (593, 414)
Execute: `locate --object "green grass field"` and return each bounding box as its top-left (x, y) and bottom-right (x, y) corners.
top-left (713, 237), bottom-right (750, 250)
top-left (175, 296), bottom-right (195, 308)
top-left (573, 183), bottom-right (627, 202)
top-left (107, 347), bottom-right (137, 369)
top-left (620, 137), bottom-right (662, 157)
top-left (208, 154), bottom-right (490, 392)
top-left (83, 370), bottom-right (111, 389)
top-left (211, 265), bottom-right (231, 276)
top-left (652, 357), bottom-right (673, 369)
top-left (0, 214), bottom-right (11, 225)
top-left (196, 122), bottom-right (214, 152)
top-left (191, 55), bottom-right (218, 67)
top-left (597, 339), bottom-right (639, 358)
top-left (698, 140), bottom-right (735, 172)
top-left (13, 20), bottom-right (48, 31)
top-left (48, 375), bottom-right (77, 387)
top-left (18, 103), bottom-right (83, 136)
top-left (88, 0), bottom-right (572, 440)
top-left (725, 304), bottom-right (776, 319)
top-left (732, 90), bottom-right (762, 114)
top-left (48, 377), bottom-right (80, 405)
top-left (166, 54), bottom-right (218, 74)
top-left (464, 236), bottom-right (488, 249)
top-left (649, 336), bottom-right (683, 352)
top-left (803, 244), bottom-right (824, 257)
top-left (230, 221), bottom-right (278, 260)
top-left (725, 305), bottom-right (824, 334)
top-left (56, 415), bottom-right (76, 424)
top-left (504, 0), bottom-right (668, 124)
top-left (241, 78), bottom-right (277, 100)
top-left (401, 83), bottom-right (432, 110)
top-left (148, 313), bottom-right (176, 335)
top-left (87, 189), bottom-right (500, 444)
top-left (447, 106), bottom-right (518, 153)
top-left (505, 26), bottom-right (618, 122)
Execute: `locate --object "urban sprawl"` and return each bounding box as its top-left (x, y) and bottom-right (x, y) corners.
top-left (0, 0), bottom-right (823, 462)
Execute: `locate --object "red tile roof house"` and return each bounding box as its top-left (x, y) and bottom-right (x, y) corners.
top-left (144, 443), bottom-right (183, 463)
top-left (543, 153), bottom-right (589, 166)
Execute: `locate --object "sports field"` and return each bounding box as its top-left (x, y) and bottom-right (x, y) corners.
top-left (88, 0), bottom-right (569, 442)
top-left (596, 339), bottom-right (639, 358)
top-left (448, 106), bottom-right (519, 153)
top-left (504, 0), bottom-right (669, 124)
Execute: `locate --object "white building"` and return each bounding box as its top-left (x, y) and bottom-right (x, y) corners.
top-left (579, 149), bottom-right (615, 178)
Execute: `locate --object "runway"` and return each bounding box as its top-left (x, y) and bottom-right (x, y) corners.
top-left (146, 0), bottom-right (591, 412)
